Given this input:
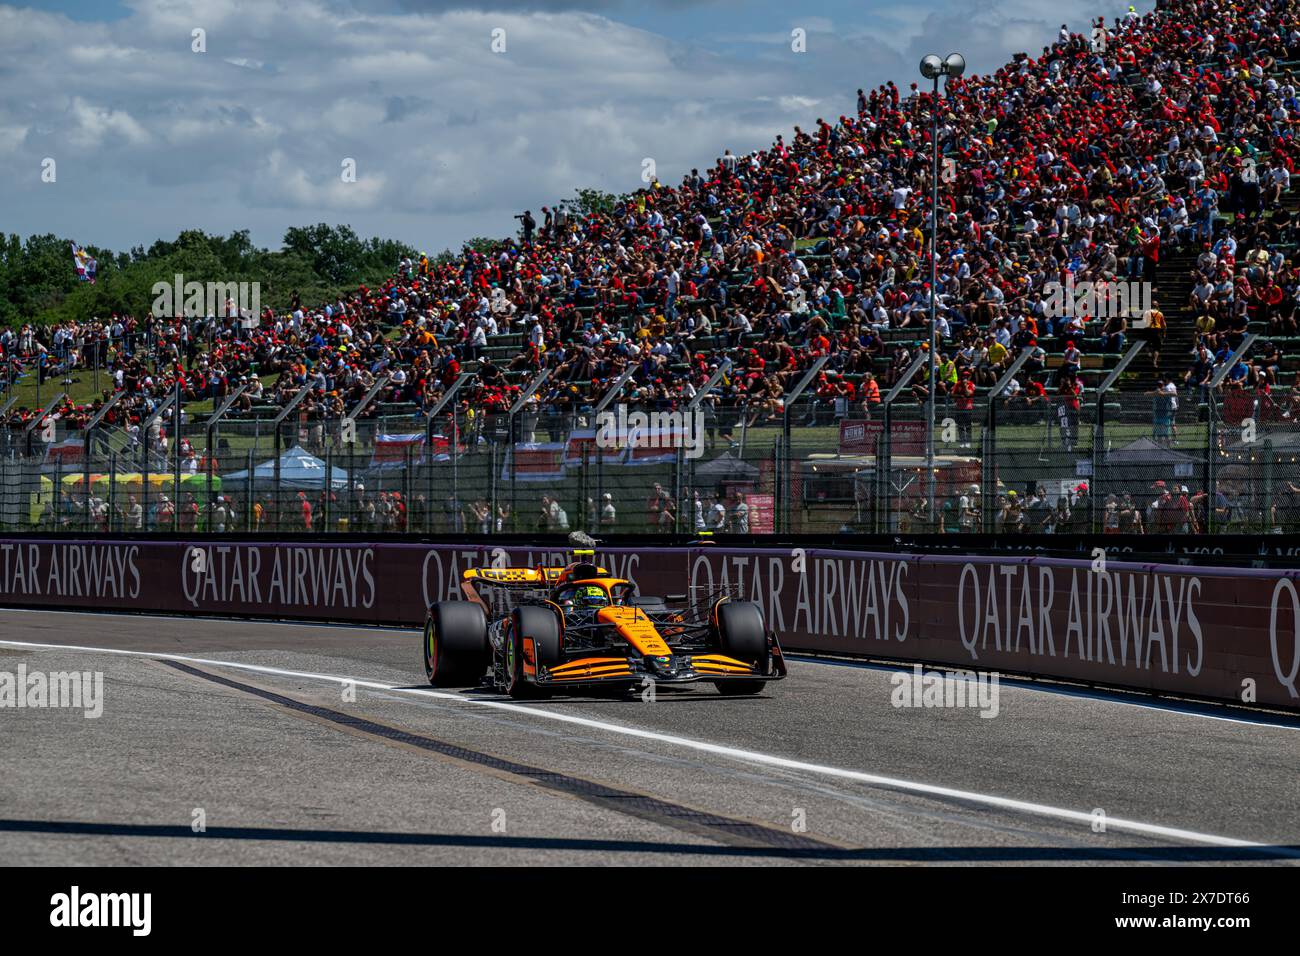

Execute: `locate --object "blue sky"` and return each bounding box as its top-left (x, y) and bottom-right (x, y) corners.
top-left (2, 0), bottom-right (1152, 256)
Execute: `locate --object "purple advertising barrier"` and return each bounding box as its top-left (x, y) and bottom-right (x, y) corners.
top-left (1, 539), bottom-right (1296, 710)
top-left (0, 539), bottom-right (681, 624)
top-left (682, 546), bottom-right (1300, 711)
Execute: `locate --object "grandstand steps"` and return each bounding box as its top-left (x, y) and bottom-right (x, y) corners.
top-left (1139, 248), bottom-right (1202, 384)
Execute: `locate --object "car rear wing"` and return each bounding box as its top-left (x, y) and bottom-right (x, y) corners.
top-left (462, 565), bottom-right (610, 587)
top-left (464, 567), bottom-right (555, 586)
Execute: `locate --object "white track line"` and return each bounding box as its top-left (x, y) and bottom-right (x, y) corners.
top-left (786, 655), bottom-right (1300, 731)
top-left (0, 637), bottom-right (1290, 854)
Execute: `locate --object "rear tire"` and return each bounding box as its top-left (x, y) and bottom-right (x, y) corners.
top-left (506, 605), bottom-right (562, 699)
top-left (713, 601), bottom-right (768, 696)
top-left (424, 602), bottom-right (489, 687)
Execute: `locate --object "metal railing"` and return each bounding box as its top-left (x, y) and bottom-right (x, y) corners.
top-left (1, 385), bottom-right (1296, 536)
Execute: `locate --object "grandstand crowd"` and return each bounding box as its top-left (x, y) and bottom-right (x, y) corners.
top-left (3, 0), bottom-right (1300, 533)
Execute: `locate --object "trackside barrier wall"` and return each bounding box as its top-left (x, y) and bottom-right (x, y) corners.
top-left (0, 539), bottom-right (1296, 711)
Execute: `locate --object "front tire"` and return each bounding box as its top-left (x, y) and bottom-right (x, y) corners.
top-left (424, 602), bottom-right (489, 687)
top-left (713, 601), bottom-right (768, 696)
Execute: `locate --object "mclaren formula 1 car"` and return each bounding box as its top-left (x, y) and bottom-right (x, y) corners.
top-left (421, 553), bottom-right (786, 698)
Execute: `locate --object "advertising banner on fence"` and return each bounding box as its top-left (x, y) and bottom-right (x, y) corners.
top-left (838, 419), bottom-right (928, 455)
top-left (0, 538), bottom-right (1295, 710)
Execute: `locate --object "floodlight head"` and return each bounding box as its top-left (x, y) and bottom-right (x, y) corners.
top-left (944, 52), bottom-right (967, 77)
top-left (920, 54), bottom-right (943, 79)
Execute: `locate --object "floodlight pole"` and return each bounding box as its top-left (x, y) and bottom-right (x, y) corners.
top-left (1091, 341), bottom-right (1145, 531)
top-left (926, 71), bottom-right (940, 525)
top-left (920, 51), bottom-right (964, 525)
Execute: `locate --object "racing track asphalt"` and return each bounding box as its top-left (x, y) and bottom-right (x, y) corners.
top-left (0, 609), bottom-right (1297, 866)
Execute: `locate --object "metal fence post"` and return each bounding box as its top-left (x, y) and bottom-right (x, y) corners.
top-left (404, 445), bottom-right (414, 528)
top-left (246, 448), bottom-right (254, 532)
top-left (273, 423), bottom-right (282, 533)
top-left (982, 352), bottom-right (1031, 532)
top-left (1206, 392), bottom-right (1219, 534)
top-left (270, 387), bottom-right (311, 534)
top-left (1262, 437), bottom-right (1275, 532)
top-left (772, 434), bottom-right (783, 533)
top-left (426, 451), bottom-right (434, 533)
top-left (324, 446), bottom-right (333, 533)
top-left (1091, 342), bottom-right (1145, 533)
top-left (780, 356), bottom-right (829, 534)
top-left (878, 352), bottom-right (927, 534)
top-left (1204, 334), bottom-right (1257, 534)
top-left (54, 457), bottom-right (63, 529)
top-left (172, 381), bottom-right (181, 532)
top-left (878, 402), bottom-right (892, 534)
top-left (83, 423), bottom-right (91, 533)
top-left (505, 370), bottom-right (552, 534)
top-left (347, 454), bottom-right (357, 534)
top-left (581, 442), bottom-right (590, 533)
top-left (108, 453), bottom-right (117, 533)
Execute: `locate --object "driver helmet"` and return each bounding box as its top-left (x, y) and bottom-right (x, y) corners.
top-left (576, 584), bottom-right (609, 609)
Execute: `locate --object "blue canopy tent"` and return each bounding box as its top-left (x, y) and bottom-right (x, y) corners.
top-left (221, 445), bottom-right (349, 491)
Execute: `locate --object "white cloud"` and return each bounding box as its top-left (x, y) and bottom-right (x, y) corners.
top-left (0, 0), bottom-right (1106, 254)
top-left (5, 0), bottom-right (857, 252)
top-left (65, 96), bottom-right (153, 150)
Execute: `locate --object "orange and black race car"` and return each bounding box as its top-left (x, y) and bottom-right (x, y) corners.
top-left (421, 551), bottom-right (786, 698)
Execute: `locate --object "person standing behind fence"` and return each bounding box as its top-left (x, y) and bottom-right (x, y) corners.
top-left (705, 494), bottom-right (725, 530)
top-left (393, 492), bottom-right (407, 532)
top-left (953, 368), bottom-right (975, 449)
top-left (646, 483), bottom-right (670, 531)
top-left (470, 499), bottom-right (492, 534)
top-left (123, 493), bottom-right (143, 531)
top-left (1171, 485), bottom-right (1193, 533)
top-left (728, 492), bottom-right (749, 533)
top-left (1150, 376), bottom-right (1176, 446)
top-left (179, 493), bottom-right (199, 532)
top-left (210, 496), bottom-right (228, 533)
top-left (1056, 374), bottom-right (1081, 452)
